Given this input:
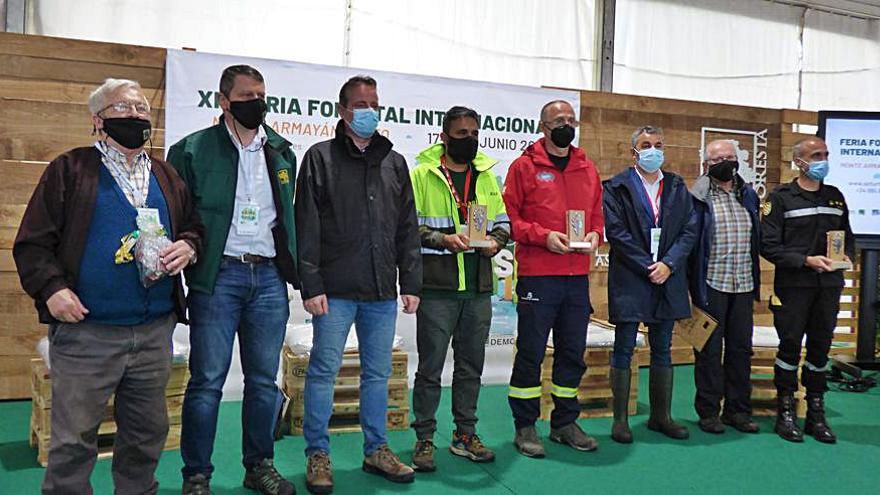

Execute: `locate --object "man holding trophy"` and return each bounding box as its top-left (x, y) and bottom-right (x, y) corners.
top-left (761, 136), bottom-right (854, 444)
top-left (408, 106), bottom-right (510, 471)
top-left (503, 100), bottom-right (603, 458)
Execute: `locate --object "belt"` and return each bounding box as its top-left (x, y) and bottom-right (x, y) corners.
top-left (224, 254), bottom-right (272, 264)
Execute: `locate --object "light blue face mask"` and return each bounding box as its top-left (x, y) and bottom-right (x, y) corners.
top-left (349, 107), bottom-right (379, 139)
top-left (804, 159), bottom-right (829, 181)
top-left (635, 147), bottom-right (664, 173)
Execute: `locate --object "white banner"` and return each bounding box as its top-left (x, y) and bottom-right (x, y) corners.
top-left (165, 49), bottom-right (580, 391)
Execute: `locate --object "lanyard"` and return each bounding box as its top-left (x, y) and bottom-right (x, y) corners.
top-left (440, 155), bottom-right (473, 219)
top-left (643, 178), bottom-right (663, 226)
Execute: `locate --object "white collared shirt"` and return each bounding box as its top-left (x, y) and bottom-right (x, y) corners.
top-left (634, 166), bottom-right (665, 221)
top-left (222, 122), bottom-right (277, 258)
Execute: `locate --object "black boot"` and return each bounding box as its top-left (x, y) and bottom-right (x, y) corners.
top-left (646, 367), bottom-right (689, 440)
top-left (804, 393), bottom-right (836, 444)
top-left (610, 367), bottom-right (633, 443)
top-left (774, 393), bottom-right (804, 443)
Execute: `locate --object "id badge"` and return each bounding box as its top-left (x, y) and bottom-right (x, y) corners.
top-left (235, 202), bottom-right (260, 236)
top-left (650, 227), bottom-right (662, 262)
top-left (136, 208), bottom-right (160, 226)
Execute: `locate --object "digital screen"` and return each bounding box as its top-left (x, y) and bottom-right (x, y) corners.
top-left (819, 111), bottom-right (880, 238)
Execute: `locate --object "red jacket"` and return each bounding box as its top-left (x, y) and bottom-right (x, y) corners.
top-left (502, 138), bottom-right (604, 276)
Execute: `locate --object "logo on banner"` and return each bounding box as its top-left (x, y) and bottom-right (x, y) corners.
top-left (700, 127), bottom-right (769, 199)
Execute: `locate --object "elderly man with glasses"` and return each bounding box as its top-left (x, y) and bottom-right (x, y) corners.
top-left (688, 139), bottom-right (762, 435)
top-left (14, 78), bottom-right (203, 494)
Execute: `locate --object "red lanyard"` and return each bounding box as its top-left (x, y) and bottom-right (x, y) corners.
top-left (440, 155), bottom-right (473, 219)
top-left (642, 177), bottom-right (664, 226)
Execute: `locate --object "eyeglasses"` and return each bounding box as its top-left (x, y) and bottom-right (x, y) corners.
top-left (100, 101), bottom-right (151, 116)
top-left (706, 155), bottom-right (737, 165)
top-left (543, 117), bottom-right (579, 128)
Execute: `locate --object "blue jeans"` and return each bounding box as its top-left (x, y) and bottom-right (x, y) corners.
top-left (181, 259), bottom-right (289, 478)
top-left (612, 320), bottom-right (674, 369)
top-left (303, 298), bottom-right (397, 457)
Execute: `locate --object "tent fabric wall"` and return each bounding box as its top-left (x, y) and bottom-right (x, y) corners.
top-left (613, 0), bottom-right (880, 111)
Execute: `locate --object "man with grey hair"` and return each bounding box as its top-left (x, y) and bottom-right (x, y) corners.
top-left (688, 139), bottom-right (761, 435)
top-left (604, 125), bottom-right (698, 443)
top-left (761, 136), bottom-right (854, 444)
top-left (14, 78), bottom-right (203, 493)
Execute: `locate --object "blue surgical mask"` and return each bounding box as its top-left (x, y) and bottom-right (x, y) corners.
top-left (348, 107), bottom-right (379, 139)
top-left (804, 159), bottom-right (829, 181)
top-left (635, 147), bottom-right (664, 173)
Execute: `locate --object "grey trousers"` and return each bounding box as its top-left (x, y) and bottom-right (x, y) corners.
top-left (42, 313), bottom-right (175, 495)
top-left (412, 295), bottom-right (492, 439)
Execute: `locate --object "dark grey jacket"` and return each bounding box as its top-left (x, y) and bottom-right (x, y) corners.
top-left (294, 120), bottom-right (422, 300)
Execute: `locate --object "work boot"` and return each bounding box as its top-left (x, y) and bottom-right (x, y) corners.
top-left (449, 431), bottom-right (495, 463)
top-left (721, 412), bottom-right (759, 433)
top-left (610, 367), bottom-right (633, 443)
top-left (549, 422), bottom-right (598, 451)
top-left (804, 393), bottom-right (837, 444)
top-left (697, 416), bottom-right (725, 434)
top-left (182, 474), bottom-right (212, 495)
top-left (412, 438), bottom-right (436, 472)
top-left (362, 445), bottom-right (415, 484)
top-left (243, 459), bottom-right (295, 495)
top-left (513, 425), bottom-right (545, 458)
top-left (646, 367), bottom-right (690, 440)
top-left (774, 394), bottom-right (804, 443)
top-left (305, 452), bottom-right (333, 494)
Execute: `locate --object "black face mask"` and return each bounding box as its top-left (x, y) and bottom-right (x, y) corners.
top-left (228, 98), bottom-right (267, 130)
top-left (707, 159), bottom-right (738, 182)
top-left (550, 124), bottom-right (576, 148)
top-left (445, 136), bottom-right (479, 164)
top-left (101, 118), bottom-right (151, 150)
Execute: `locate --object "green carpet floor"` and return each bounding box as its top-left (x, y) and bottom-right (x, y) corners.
top-left (1, 366), bottom-right (879, 494)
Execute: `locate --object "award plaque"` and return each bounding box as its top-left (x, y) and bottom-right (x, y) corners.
top-left (567, 210), bottom-right (592, 249)
top-left (826, 230), bottom-right (853, 270)
top-left (467, 204), bottom-right (493, 248)
top-left (674, 306), bottom-right (718, 352)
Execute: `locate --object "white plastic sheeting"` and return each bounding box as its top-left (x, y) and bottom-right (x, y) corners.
top-left (614, 0), bottom-right (880, 110)
top-left (26, 0), bottom-right (598, 90)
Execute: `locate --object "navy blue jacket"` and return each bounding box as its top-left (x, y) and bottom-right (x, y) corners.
top-left (688, 174), bottom-right (761, 310)
top-left (603, 168), bottom-right (698, 324)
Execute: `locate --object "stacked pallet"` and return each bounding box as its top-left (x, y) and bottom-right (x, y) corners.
top-left (280, 346), bottom-right (410, 435)
top-left (539, 346), bottom-right (642, 420)
top-left (749, 347), bottom-right (807, 418)
top-left (29, 357), bottom-right (189, 467)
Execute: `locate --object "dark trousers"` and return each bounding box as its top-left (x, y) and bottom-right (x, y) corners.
top-left (509, 276), bottom-right (590, 430)
top-left (772, 285), bottom-right (842, 394)
top-left (412, 295), bottom-right (492, 439)
top-left (611, 320), bottom-right (674, 369)
top-left (42, 313), bottom-right (175, 495)
top-left (694, 288), bottom-right (754, 418)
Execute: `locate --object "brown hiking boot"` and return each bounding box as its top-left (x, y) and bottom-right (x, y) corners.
top-left (412, 439), bottom-right (436, 472)
top-left (362, 444), bottom-right (415, 483)
top-left (306, 452), bottom-right (333, 494)
top-left (449, 431), bottom-right (495, 463)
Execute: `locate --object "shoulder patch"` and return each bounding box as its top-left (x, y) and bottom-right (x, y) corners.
top-left (761, 201), bottom-right (772, 216)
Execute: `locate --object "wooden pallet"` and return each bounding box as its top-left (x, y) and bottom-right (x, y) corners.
top-left (539, 347), bottom-right (641, 420)
top-left (281, 346), bottom-right (408, 387)
top-left (29, 357), bottom-right (188, 467)
top-left (288, 408), bottom-right (410, 436)
top-left (749, 347), bottom-right (807, 418)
